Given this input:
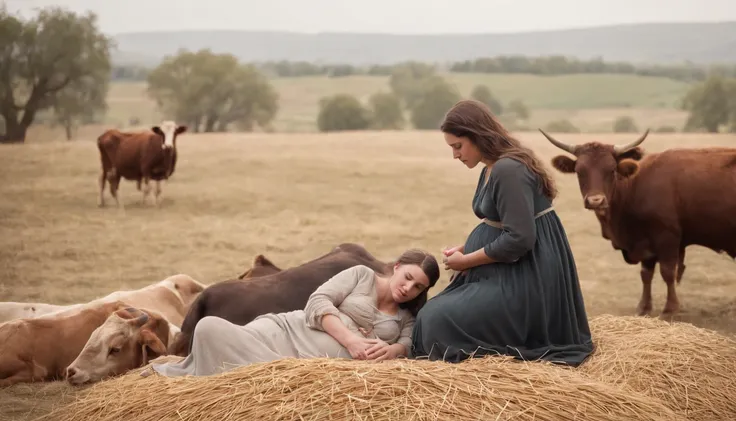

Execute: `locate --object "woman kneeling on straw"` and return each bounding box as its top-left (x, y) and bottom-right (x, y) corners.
top-left (144, 249), bottom-right (440, 377)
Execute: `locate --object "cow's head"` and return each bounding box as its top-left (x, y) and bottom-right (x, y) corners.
top-left (541, 129), bottom-right (649, 211)
top-left (152, 120), bottom-right (187, 149)
top-left (237, 254), bottom-right (283, 279)
top-left (66, 307), bottom-right (169, 385)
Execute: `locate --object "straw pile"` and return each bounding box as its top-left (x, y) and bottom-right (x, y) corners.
top-left (38, 315), bottom-right (736, 421)
top-left (579, 315), bottom-right (736, 421)
top-left (41, 356), bottom-right (678, 421)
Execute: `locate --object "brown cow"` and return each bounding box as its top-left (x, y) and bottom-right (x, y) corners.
top-left (97, 120), bottom-right (186, 209)
top-left (37, 274), bottom-right (206, 329)
top-left (65, 307), bottom-right (170, 385)
top-left (0, 301), bottom-right (129, 387)
top-left (237, 254), bottom-right (283, 279)
top-left (542, 128), bottom-right (736, 317)
top-left (169, 243), bottom-right (393, 357)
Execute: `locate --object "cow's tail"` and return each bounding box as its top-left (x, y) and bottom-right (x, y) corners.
top-left (169, 294), bottom-right (206, 357)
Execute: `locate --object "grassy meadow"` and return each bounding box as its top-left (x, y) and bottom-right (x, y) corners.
top-left (1, 128), bottom-right (736, 420)
top-left (98, 72), bottom-right (692, 135)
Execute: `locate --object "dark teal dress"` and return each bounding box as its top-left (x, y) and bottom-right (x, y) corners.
top-left (410, 157), bottom-right (594, 367)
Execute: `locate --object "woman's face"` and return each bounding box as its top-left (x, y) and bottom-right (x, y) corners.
top-left (389, 264), bottom-right (430, 303)
top-left (444, 132), bottom-right (484, 168)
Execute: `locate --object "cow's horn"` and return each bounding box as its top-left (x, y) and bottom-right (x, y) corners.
top-left (538, 129), bottom-right (576, 154)
top-left (128, 312), bottom-right (149, 327)
top-left (613, 129), bottom-right (650, 155)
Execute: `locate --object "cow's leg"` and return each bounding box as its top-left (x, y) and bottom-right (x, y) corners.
top-left (676, 246), bottom-right (686, 283)
top-left (0, 360), bottom-right (36, 387)
top-left (154, 180), bottom-right (162, 207)
top-left (141, 177), bottom-right (152, 205)
top-left (658, 249), bottom-right (681, 319)
top-left (109, 174), bottom-right (124, 210)
top-left (98, 170), bottom-right (107, 207)
top-left (636, 257), bottom-right (657, 316)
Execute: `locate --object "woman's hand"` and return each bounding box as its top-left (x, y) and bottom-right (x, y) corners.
top-left (443, 250), bottom-right (469, 271)
top-left (442, 245), bottom-right (464, 256)
top-left (345, 335), bottom-right (380, 360)
top-left (366, 342), bottom-right (404, 361)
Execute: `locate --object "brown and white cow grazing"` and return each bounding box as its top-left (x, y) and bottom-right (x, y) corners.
top-left (542, 128), bottom-right (736, 317)
top-left (97, 120), bottom-right (187, 208)
top-left (0, 300), bottom-right (130, 387)
top-left (66, 307), bottom-right (170, 385)
top-left (170, 243), bottom-right (393, 356)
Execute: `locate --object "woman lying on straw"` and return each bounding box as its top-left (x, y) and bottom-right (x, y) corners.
top-left (144, 249), bottom-right (440, 377)
top-left (410, 100), bottom-right (595, 367)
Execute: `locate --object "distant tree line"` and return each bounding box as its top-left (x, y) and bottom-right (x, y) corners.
top-left (111, 56), bottom-right (736, 84)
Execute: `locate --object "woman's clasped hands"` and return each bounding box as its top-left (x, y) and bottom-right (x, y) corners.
top-left (346, 328), bottom-right (401, 361)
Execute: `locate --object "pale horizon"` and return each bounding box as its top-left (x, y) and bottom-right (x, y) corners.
top-left (4, 0), bottom-right (735, 35)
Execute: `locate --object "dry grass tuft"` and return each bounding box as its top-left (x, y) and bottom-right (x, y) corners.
top-left (580, 315), bottom-right (736, 421)
top-left (40, 355), bottom-right (679, 421)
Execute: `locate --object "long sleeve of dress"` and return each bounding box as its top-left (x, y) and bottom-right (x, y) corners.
top-left (304, 265), bottom-right (364, 331)
top-left (483, 158), bottom-right (537, 263)
top-left (396, 311), bottom-right (415, 350)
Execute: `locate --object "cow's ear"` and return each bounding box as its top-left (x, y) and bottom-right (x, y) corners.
top-left (151, 126), bottom-right (163, 136)
top-left (617, 159), bottom-right (640, 178)
top-left (175, 125), bottom-right (187, 134)
top-left (551, 155), bottom-right (577, 173)
top-left (617, 147), bottom-right (645, 162)
top-left (140, 329), bottom-right (168, 365)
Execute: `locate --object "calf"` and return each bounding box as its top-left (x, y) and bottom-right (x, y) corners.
top-left (0, 301), bottom-right (128, 387)
top-left (66, 307), bottom-right (170, 385)
top-left (97, 121), bottom-right (186, 208)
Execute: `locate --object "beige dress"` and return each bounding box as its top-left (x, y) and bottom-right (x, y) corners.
top-left (151, 265), bottom-right (415, 377)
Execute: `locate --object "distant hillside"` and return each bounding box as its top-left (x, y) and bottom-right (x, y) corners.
top-left (110, 22), bottom-right (736, 67)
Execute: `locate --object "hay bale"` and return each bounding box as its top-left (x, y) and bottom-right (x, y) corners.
top-left (42, 356), bottom-right (677, 421)
top-left (580, 315), bottom-right (736, 421)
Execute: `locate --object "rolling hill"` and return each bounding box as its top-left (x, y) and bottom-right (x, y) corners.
top-left (111, 22), bottom-right (736, 67)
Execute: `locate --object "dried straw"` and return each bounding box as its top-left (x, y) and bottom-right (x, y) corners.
top-left (39, 354), bottom-right (678, 421)
top-left (579, 315), bottom-right (736, 421)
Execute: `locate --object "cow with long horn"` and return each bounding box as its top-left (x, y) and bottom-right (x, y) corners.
top-left (543, 129), bottom-right (736, 318)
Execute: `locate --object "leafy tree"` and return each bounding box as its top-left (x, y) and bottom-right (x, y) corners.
top-left (146, 49), bottom-right (279, 133)
top-left (612, 116), bottom-right (638, 133)
top-left (470, 84), bottom-right (503, 115)
top-left (545, 119), bottom-right (580, 133)
top-left (0, 6), bottom-right (112, 142)
top-left (368, 92), bottom-right (404, 130)
top-left (681, 75), bottom-right (731, 133)
top-left (410, 77), bottom-right (461, 130)
top-left (389, 61), bottom-right (438, 108)
top-left (316, 94), bottom-right (371, 132)
top-left (506, 99), bottom-right (530, 121)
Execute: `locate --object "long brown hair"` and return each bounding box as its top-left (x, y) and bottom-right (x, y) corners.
top-left (394, 249), bottom-right (440, 317)
top-left (440, 99), bottom-right (558, 200)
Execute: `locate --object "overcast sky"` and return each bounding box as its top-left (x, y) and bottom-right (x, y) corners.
top-left (5, 0), bottom-right (735, 35)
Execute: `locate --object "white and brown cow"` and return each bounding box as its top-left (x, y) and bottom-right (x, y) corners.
top-left (97, 120), bottom-right (187, 208)
top-left (0, 301), bottom-right (130, 387)
top-left (65, 306), bottom-right (170, 385)
top-left (0, 274), bottom-right (206, 327)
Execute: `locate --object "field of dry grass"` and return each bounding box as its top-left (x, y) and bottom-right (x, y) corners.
top-left (1, 130), bottom-right (735, 420)
top-left (102, 73), bottom-right (691, 133)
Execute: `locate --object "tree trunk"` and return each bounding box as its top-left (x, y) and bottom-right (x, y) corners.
top-left (1, 119), bottom-right (27, 143)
